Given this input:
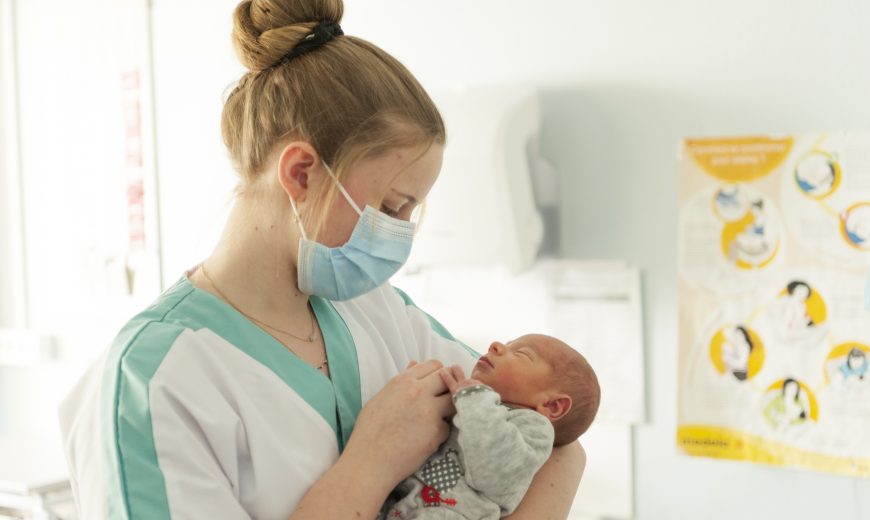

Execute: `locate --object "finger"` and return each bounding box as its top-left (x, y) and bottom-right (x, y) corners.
top-left (404, 359), bottom-right (444, 379)
top-left (406, 360), bottom-right (418, 369)
top-left (439, 368), bottom-right (458, 394)
top-left (420, 368), bottom-right (449, 395)
top-left (433, 393), bottom-right (456, 419)
top-left (451, 364), bottom-right (466, 382)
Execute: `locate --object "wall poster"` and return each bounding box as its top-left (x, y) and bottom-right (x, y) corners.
top-left (678, 133), bottom-right (870, 476)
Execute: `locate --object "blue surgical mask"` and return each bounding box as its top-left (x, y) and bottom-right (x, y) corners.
top-left (288, 163), bottom-right (416, 301)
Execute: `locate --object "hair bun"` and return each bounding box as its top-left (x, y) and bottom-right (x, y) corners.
top-left (232, 0), bottom-right (344, 71)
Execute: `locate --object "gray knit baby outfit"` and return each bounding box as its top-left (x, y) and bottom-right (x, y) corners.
top-left (380, 384), bottom-right (554, 519)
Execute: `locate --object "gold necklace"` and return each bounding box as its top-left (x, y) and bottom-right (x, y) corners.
top-left (199, 264), bottom-right (326, 369)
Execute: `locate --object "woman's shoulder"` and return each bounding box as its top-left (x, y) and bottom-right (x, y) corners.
top-left (111, 277), bottom-right (201, 350)
top-left (105, 275), bottom-right (235, 378)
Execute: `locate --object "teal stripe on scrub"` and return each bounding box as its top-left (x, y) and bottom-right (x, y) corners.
top-left (101, 278), bottom-right (190, 519)
top-left (311, 296), bottom-right (361, 451)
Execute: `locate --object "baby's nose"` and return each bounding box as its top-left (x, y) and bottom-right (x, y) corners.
top-left (488, 341), bottom-right (505, 355)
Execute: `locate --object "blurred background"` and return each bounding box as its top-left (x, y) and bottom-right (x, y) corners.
top-left (1, 0), bottom-right (869, 519)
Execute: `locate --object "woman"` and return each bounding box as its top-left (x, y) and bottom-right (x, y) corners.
top-left (763, 378), bottom-right (808, 428)
top-left (58, 1), bottom-right (585, 519)
top-left (838, 348), bottom-right (868, 382)
top-left (721, 325), bottom-right (754, 381)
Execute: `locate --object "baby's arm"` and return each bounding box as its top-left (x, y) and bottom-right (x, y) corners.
top-left (440, 367), bottom-right (554, 515)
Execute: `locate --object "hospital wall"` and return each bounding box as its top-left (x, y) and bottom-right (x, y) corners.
top-left (338, 1), bottom-right (870, 519)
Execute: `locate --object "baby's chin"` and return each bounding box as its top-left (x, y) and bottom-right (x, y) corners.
top-left (469, 369), bottom-right (496, 390)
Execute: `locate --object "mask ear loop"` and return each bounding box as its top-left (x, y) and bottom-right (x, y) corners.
top-left (323, 163), bottom-right (363, 216)
top-left (287, 195), bottom-right (308, 241)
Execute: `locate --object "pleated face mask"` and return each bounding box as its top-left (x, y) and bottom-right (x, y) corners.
top-left (289, 163), bottom-right (416, 301)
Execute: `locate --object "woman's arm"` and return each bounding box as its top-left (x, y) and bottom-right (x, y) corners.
top-left (504, 441), bottom-right (586, 520)
top-left (289, 448), bottom-right (396, 520)
top-left (289, 360), bottom-right (455, 520)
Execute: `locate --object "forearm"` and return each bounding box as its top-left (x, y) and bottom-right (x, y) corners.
top-left (289, 448), bottom-right (394, 520)
top-left (504, 441), bottom-right (586, 520)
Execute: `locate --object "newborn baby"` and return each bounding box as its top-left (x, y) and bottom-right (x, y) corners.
top-left (381, 334), bottom-right (601, 519)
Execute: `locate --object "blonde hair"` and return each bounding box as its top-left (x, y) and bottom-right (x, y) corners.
top-left (223, 0), bottom-right (445, 239)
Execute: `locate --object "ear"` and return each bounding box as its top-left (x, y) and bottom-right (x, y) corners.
top-left (536, 393), bottom-right (572, 422)
top-left (276, 141), bottom-right (319, 203)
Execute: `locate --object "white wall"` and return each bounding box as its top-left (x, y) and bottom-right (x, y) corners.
top-left (146, 1), bottom-right (870, 518)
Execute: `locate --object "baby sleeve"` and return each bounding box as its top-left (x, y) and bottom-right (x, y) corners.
top-left (451, 385), bottom-right (554, 515)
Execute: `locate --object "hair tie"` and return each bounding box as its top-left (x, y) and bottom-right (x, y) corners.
top-left (278, 20), bottom-right (343, 65)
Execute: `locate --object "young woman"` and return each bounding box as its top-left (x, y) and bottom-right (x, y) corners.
top-left (59, 1), bottom-right (585, 518)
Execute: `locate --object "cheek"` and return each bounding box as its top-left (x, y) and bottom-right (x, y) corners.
top-left (314, 199), bottom-right (359, 247)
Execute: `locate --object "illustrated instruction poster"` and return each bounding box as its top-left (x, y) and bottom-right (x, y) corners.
top-left (678, 133), bottom-right (870, 476)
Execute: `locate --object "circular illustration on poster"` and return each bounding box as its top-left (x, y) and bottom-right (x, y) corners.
top-left (779, 135), bottom-right (870, 268)
top-left (719, 198), bottom-right (780, 270)
top-left (841, 203), bottom-right (870, 250)
top-left (680, 185), bottom-right (785, 294)
top-left (709, 324), bottom-right (766, 382)
top-left (713, 184), bottom-right (749, 222)
top-left (770, 279), bottom-right (828, 342)
top-left (762, 378), bottom-right (819, 429)
top-left (794, 151), bottom-right (841, 199)
top-left (824, 342), bottom-right (870, 386)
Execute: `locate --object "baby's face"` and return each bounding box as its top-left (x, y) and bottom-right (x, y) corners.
top-left (471, 335), bottom-right (557, 408)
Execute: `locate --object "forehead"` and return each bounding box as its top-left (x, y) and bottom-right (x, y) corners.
top-left (509, 335), bottom-right (560, 358)
top-left (345, 143), bottom-right (443, 202)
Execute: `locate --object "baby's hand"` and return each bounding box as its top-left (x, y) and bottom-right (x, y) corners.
top-left (439, 365), bottom-right (482, 395)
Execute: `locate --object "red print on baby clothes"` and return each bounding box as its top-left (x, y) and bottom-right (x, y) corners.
top-left (418, 448), bottom-right (462, 508)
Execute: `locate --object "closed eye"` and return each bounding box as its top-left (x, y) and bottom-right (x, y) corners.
top-left (380, 205), bottom-right (399, 218)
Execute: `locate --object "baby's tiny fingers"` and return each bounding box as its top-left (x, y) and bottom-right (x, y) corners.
top-left (438, 368), bottom-right (458, 393)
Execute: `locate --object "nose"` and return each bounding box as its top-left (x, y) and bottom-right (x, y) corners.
top-left (488, 341), bottom-right (505, 355)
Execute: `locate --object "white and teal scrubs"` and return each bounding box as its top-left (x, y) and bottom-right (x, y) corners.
top-left (58, 271), bottom-right (479, 520)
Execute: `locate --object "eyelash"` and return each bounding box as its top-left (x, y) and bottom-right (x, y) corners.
top-left (381, 205), bottom-right (399, 217)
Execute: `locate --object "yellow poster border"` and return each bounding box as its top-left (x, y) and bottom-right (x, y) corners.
top-left (677, 425), bottom-right (870, 477)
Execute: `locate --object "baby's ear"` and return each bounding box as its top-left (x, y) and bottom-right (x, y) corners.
top-left (537, 394), bottom-right (572, 421)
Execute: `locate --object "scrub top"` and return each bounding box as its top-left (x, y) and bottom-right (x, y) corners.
top-left (58, 272), bottom-right (479, 520)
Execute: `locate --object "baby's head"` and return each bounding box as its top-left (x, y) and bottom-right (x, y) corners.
top-left (471, 334), bottom-right (600, 446)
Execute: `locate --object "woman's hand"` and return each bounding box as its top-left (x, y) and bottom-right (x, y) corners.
top-left (343, 359), bottom-right (454, 487)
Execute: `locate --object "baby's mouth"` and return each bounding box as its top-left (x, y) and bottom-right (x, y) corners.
top-left (476, 356), bottom-right (494, 369)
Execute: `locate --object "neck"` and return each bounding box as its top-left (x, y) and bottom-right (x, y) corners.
top-left (193, 193), bottom-right (310, 321)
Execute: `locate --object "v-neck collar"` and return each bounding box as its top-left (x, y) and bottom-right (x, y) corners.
top-left (178, 275), bottom-right (361, 452)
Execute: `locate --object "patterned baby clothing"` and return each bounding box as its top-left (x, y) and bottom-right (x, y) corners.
top-left (380, 384), bottom-right (554, 519)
